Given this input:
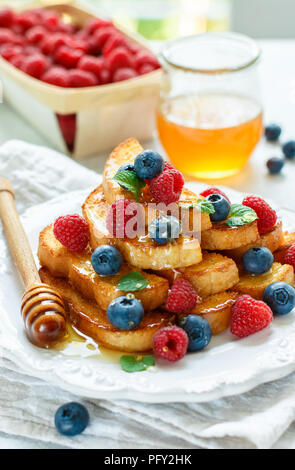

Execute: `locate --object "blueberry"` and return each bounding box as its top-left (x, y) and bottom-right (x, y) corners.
top-left (282, 140), bottom-right (295, 159)
top-left (205, 194), bottom-right (230, 222)
top-left (178, 314), bottom-right (212, 352)
top-left (107, 294), bottom-right (144, 330)
top-left (242, 247), bottom-right (274, 274)
top-left (266, 157), bottom-right (285, 174)
top-left (265, 123), bottom-right (282, 142)
top-left (118, 163), bottom-right (135, 173)
top-left (263, 281), bottom-right (295, 315)
top-left (134, 150), bottom-right (165, 180)
top-left (55, 402), bottom-right (89, 437)
top-left (148, 216), bottom-right (181, 244)
top-left (91, 245), bottom-right (122, 276)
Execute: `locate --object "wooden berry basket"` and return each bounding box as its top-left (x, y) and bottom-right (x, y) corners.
top-left (0, 1), bottom-right (162, 159)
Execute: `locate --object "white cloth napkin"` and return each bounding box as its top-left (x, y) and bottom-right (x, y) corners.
top-left (1, 139), bottom-right (295, 450)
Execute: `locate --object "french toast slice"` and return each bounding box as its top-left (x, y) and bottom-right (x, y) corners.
top-left (201, 220), bottom-right (259, 251)
top-left (82, 186), bottom-right (203, 270)
top-left (273, 231), bottom-right (295, 264)
top-left (39, 268), bottom-right (173, 352)
top-left (224, 221), bottom-right (284, 261)
top-left (155, 252), bottom-right (239, 297)
top-left (102, 137), bottom-right (212, 232)
top-left (181, 291), bottom-right (239, 335)
top-left (235, 262), bottom-right (294, 299)
top-left (38, 225), bottom-right (169, 311)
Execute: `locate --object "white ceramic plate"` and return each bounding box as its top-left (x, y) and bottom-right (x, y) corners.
top-left (1, 185), bottom-right (295, 403)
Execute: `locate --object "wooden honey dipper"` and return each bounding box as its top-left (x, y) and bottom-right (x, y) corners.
top-left (0, 178), bottom-right (66, 348)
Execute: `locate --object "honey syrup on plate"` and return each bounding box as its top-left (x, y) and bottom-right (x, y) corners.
top-left (55, 323), bottom-right (140, 363)
top-left (157, 92), bottom-right (263, 179)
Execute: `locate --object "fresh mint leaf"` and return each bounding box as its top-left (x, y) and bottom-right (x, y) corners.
top-left (179, 199), bottom-right (215, 214)
top-left (113, 169), bottom-right (145, 201)
top-left (226, 204), bottom-right (258, 227)
top-left (117, 272), bottom-right (149, 292)
top-left (120, 355), bottom-right (155, 373)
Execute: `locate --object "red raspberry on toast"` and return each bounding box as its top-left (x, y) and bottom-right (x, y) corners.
top-left (166, 278), bottom-right (198, 314)
top-left (153, 326), bottom-right (188, 362)
top-left (243, 195), bottom-right (277, 235)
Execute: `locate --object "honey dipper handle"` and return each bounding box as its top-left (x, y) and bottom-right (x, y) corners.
top-left (0, 178), bottom-right (40, 287)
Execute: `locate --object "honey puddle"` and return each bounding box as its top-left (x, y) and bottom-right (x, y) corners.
top-left (54, 323), bottom-right (138, 363)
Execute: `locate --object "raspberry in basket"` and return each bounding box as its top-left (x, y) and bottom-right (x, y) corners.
top-left (41, 66), bottom-right (70, 87)
top-left (0, 8), bottom-right (15, 28)
top-left (113, 67), bottom-right (137, 82)
top-left (68, 69), bottom-right (98, 87)
top-left (23, 54), bottom-right (49, 79)
top-left (53, 214), bottom-right (89, 253)
top-left (77, 55), bottom-right (103, 80)
top-left (107, 47), bottom-right (132, 74)
top-left (242, 195), bottom-right (277, 235)
top-left (153, 326), bottom-right (188, 362)
top-left (55, 45), bottom-right (83, 69)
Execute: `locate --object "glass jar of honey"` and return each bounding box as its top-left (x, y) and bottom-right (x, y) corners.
top-left (157, 32), bottom-right (263, 179)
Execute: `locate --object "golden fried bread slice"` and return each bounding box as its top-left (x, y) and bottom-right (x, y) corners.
top-left (102, 137), bottom-right (212, 232)
top-left (82, 186), bottom-right (203, 270)
top-left (273, 232), bottom-right (295, 264)
top-left (39, 268), bottom-right (173, 352)
top-left (38, 225), bottom-right (169, 311)
top-left (188, 291), bottom-right (239, 335)
top-left (201, 220), bottom-right (259, 251)
top-left (155, 252), bottom-right (239, 297)
top-left (224, 221), bottom-right (283, 262)
top-left (235, 262), bottom-right (294, 299)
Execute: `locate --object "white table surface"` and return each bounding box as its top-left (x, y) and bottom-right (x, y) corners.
top-left (0, 39), bottom-right (295, 449)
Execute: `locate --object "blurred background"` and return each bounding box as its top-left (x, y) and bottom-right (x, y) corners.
top-left (2, 0), bottom-right (295, 40)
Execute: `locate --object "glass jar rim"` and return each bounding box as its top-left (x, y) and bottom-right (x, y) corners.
top-left (160, 32), bottom-right (261, 74)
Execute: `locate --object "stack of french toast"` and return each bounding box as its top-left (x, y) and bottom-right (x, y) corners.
top-left (37, 138), bottom-right (295, 353)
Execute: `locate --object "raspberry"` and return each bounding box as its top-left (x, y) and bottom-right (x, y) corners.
top-left (14, 12), bottom-right (36, 33)
top-left (133, 50), bottom-right (160, 72)
top-left (0, 44), bottom-right (22, 61)
top-left (106, 199), bottom-right (143, 238)
top-left (285, 243), bottom-right (295, 270)
top-left (41, 66), bottom-right (69, 87)
top-left (242, 195), bottom-right (277, 235)
top-left (93, 26), bottom-right (115, 51)
top-left (10, 55), bottom-right (25, 70)
top-left (42, 11), bottom-right (60, 32)
top-left (53, 214), bottom-right (89, 253)
top-left (86, 18), bottom-right (113, 35)
top-left (0, 29), bottom-right (16, 45)
top-left (100, 67), bottom-right (111, 85)
top-left (231, 295), bottom-right (273, 338)
top-left (106, 47), bottom-right (132, 74)
top-left (113, 67), bottom-right (137, 82)
top-left (148, 162), bottom-right (184, 205)
top-left (23, 54), bottom-right (49, 79)
top-left (0, 8), bottom-right (14, 28)
top-left (56, 114), bottom-right (76, 152)
top-left (68, 69), bottom-right (98, 88)
top-left (41, 33), bottom-right (72, 55)
top-left (200, 187), bottom-right (231, 204)
top-left (55, 45), bottom-right (83, 69)
top-left (103, 32), bottom-right (127, 56)
top-left (77, 55), bottom-right (103, 80)
top-left (153, 326), bottom-right (188, 362)
top-left (165, 278), bottom-right (198, 313)
top-left (138, 63), bottom-right (157, 75)
top-left (26, 25), bottom-right (47, 45)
